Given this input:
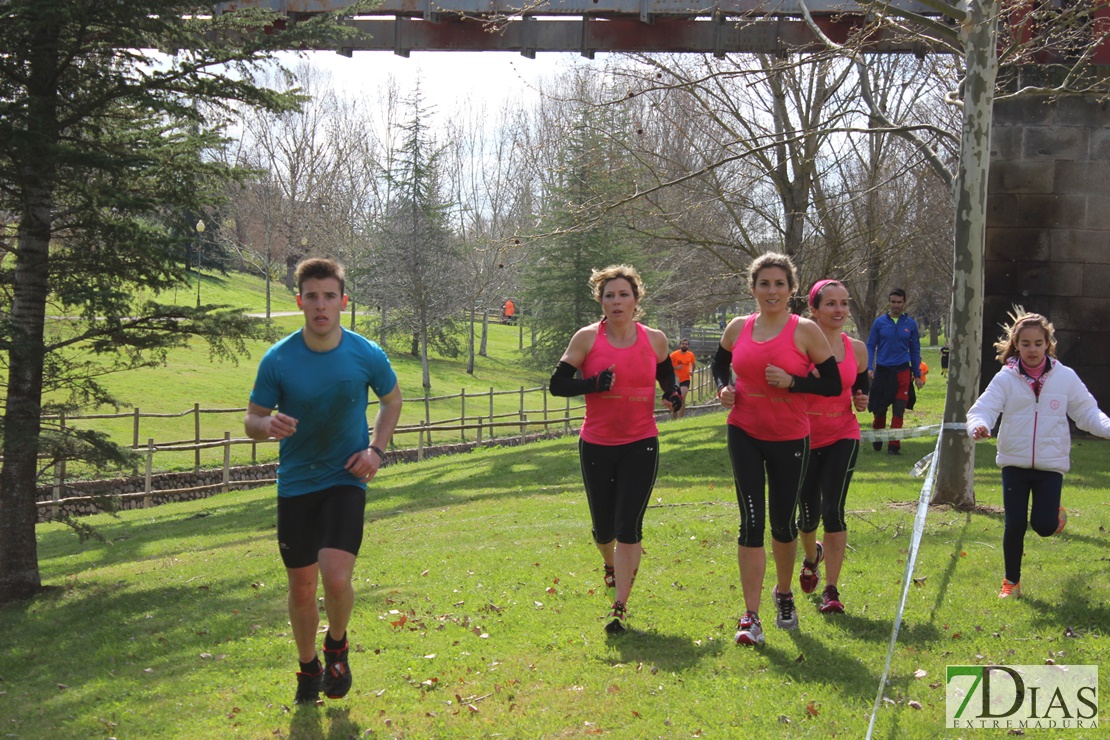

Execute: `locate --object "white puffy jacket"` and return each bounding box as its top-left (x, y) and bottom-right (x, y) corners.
top-left (966, 359), bottom-right (1110, 474)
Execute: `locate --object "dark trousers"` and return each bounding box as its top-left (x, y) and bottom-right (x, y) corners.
top-left (1001, 466), bottom-right (1063, 583)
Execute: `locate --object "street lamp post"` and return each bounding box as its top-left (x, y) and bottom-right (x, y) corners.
top-left (195, 219), bottom-right (205, 308)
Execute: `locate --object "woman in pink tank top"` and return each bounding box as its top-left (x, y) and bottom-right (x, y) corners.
top-left (796, 280), bottom-right (870, 615)
top-left (549, 265), bottom-right (682, 635)
top-left (710, 253), bottom-right (842, 647)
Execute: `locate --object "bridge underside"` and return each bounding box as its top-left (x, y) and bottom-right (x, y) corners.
top-left (215, 0), bottom-right (950, 57)
top-left (336, 16), bottom-right (939, 58)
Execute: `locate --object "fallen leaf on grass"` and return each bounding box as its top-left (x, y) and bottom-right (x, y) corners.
top-left (913, 669), bottom-right (927, 679)
top-left (908, 701), bottom-right (922, 710)
top-left (778, 715), bottom-right (791, 724)
top-left (806, 702), bottom-right (819, 717)
top-left (607, 685), bottom-right (620, 694)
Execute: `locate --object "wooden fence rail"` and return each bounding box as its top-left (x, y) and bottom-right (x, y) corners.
top-left (33, 365), bottom-right (719, 513)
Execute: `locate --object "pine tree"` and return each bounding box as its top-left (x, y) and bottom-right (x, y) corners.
top-left (0, 2), bottom-right (342, 603)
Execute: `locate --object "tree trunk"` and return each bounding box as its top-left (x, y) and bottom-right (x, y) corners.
top-left (0, 212), bottom-right (51, 603)
top-left (479, 310), bottom-right (489, 358)
top-left (467, 306), bottom-right (476, 374)
top-left (0, 20), bottom-right (60, 604)
top-left (933, 0), bottom-right (997, 507)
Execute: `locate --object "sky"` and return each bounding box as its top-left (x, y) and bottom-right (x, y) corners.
top-left (284, 49), bottom-right (601, 109)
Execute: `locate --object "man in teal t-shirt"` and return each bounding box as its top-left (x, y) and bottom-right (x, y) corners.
top-left (246, 258), bottom-right (402, 706)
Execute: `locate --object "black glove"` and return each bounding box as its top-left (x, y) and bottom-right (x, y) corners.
top-left (550, 361), bottom-right (614, 397)
top-left (663, 391), bottom-right (682, 413)
top-left (595, 366), bottom-right (614, 392)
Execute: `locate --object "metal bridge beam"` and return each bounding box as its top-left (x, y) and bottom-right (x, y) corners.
top-left (336, 17), bottom-right (938, 57)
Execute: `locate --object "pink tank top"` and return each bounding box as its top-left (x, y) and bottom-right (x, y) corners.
top-left (727, 313), bottom-right (811, 441)
top-left (806, 333), bottom-right (861, 449)
top-left (580, 321), bottom-right (659, 446)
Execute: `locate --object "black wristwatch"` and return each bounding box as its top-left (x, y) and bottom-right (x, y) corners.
top-left (369, 445), bottom-right (386, 466)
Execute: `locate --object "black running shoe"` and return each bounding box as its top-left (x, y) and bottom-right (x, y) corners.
top-left (322, 637), bottom-right (352, 699)
top-left (604, 601), bottom-right (627, 634)
top-left (294, 665), bottom-right (323, 705)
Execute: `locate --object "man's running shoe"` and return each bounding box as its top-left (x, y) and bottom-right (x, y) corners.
top-left (998, 579), bottom-right (1021, 599)
top-left (294, 662), bottom-right (323, 705)
top-left (322, 635), bottom-right (352, 699)
top-left (734, 611), bottom-right (765, 646)
top-left (873, 440), bottom-right (883, 452)
top-left (799, 542), bottom-right (824, 594)
top-left (604, 601), bottom-right (627, 634)
top-left (603, 564), bottom-right (616, 602)
top-left (1056, 507), bottom-right (1067, 535)
top-left (773, 586), bottom-right (798, 630)
top-left (819, 584), bottom-right (845, 614)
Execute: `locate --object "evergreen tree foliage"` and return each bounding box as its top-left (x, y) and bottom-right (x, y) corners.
top-left (0, 1), bottom-right (346, 603)
top-left (522, 105), bottom-right (642, 370)
top-left (355, 88), bottom-right (462, 390)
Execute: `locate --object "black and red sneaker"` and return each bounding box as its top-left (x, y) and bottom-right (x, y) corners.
top-left (322, 634), bottom-right (352, 699)
top-left (294, 661), bottom-right (323, 705)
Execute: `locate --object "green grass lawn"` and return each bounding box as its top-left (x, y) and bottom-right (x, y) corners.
top-left (4, 409), bottom-right (1107, 738)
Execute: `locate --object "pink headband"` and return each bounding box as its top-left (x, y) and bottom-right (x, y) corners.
top-left (808, 279), bottom-right (838, 308)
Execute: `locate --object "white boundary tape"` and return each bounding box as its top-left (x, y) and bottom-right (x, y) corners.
top-left (865, 422), bottom-right (967, 739)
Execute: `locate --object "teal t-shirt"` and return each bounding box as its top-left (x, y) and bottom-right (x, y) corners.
top-left (250, 329), bottom-right (398, 497)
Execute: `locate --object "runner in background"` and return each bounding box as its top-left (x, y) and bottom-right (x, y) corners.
top-left (669, 337), bottom-right (696, 419)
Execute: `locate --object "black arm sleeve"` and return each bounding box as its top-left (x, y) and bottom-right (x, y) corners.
top-left (712, 345), bottom-right (733, 391)
top-left (789, 356), bottom-right (842, 397)
top-left (852, 370), bottom-right (870, 395)
top-left (656, 359), bottom-right (678, 397)
top-left (550, 361), bottom-right (603, 397)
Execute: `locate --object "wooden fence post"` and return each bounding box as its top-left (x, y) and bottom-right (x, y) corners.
top-left (564, 396), bottom-right (570, 434)
top-left (144, 438), bottom-right (154, 509)
top-left (222, 432), bottom-right (231, 494)
top-left (542, 384), bottom-right (548, 427)
top-left (132, 407), bottom-right (141, 475)
top-left (418, 422), bottom-right (426, 462)
top-left (476, 416), bottom-right (483, 444)
top-left (423, 389), bottom-right (432, 447)
top-left (193, 402), bottom-right (201, 472)
top-left (488, 387), bottom-right (494, 441)
top-left (460, 387), bottom-right (467, 443)
top-left (51, 412), bottom-right (66, 519)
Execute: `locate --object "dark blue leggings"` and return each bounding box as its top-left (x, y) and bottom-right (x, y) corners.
top-left (798, 438), bottom-right (859, 535)
top-left (727, 425), bottom-right (809, 546)
top-left (1001, 466), bottom-right (1063, 583)
top-left (578, 437), bottom-right (659, 545)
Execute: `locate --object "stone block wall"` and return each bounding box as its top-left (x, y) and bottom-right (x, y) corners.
top-left (986, 96), bottom-right (1110, 405)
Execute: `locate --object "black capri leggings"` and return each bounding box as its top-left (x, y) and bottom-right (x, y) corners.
top-left (797, 437), bottom-right (859, 535)
top-left (727, 425), bottom-right (809, 547)
top-left (578, 437), bottom-right (659, 545)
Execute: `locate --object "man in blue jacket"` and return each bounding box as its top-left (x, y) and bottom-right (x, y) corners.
top-left (866, 288), bottom-right (924, 455)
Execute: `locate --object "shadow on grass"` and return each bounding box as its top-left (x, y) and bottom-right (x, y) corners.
top-left (767, 630), bottom-right (881, 701)
top-left (1023, 573), bottom-right (1110, 634)
top-left (602, 627), bottom-right (724, 672)
top-left (929, 510), bottom-right (972, 621)
top-left (286, 705), bottom-right (362, 740)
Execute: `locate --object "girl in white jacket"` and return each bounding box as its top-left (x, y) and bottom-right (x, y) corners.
top-left (967, 309), bottom-right (1110, 599)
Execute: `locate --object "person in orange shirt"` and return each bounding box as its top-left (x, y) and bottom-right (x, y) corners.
top-left (669, 338), bottom-right (696, 418)
top-left (502, 299), bottom-right (516, 325)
